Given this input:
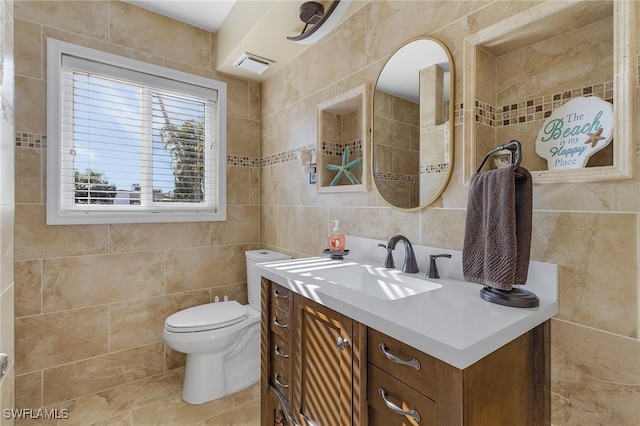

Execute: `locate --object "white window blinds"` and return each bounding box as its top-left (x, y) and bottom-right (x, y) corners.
top-left (47, 39), bottom-right (226, 224)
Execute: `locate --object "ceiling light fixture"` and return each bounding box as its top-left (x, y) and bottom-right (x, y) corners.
top-left (233, 52), bottom-right (274, 75)
top-left (287, 0), bottom-right (351, 45)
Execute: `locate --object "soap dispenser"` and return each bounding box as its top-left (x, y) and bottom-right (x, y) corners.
top-left (328, 220), bottom-right (346, 252)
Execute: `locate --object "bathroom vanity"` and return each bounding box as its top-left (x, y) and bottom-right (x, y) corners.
top-left (258, 245), bottom-right (557, 426)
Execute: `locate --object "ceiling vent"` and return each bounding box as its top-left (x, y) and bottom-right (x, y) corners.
top-left (233, 52), bottom-right (274, 75)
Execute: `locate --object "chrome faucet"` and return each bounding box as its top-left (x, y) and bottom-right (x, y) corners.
top-left (379, 235), bottom-right (419, 274)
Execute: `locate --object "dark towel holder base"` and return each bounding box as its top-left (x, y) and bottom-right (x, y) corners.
top-left (480, 286), bottom-right (540, 308)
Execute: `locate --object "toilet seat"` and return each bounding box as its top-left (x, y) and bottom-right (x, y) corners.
top-left (165, 301), bottom-right (248, 333)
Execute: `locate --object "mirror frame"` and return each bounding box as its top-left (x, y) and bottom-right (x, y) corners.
top-left (463, 0), bottom-right (635, 184)
top-left (371, 37), bottom-right (455, 212)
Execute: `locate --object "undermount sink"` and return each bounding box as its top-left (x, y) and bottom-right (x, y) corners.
top-left (306, 262), bottom-right (442, 301)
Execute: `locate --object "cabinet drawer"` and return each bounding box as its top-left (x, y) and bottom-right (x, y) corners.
top-left (270, 284), bottom-right (291, 311)
top-left (271, 364), bottom-right (291, 401)
top-left (368, 364), bottom-right (436, 426)
top-left (270, 305), bottom-right (290, 338)
top-left (271, 332), bottom-right (291, 361)
top-left (368, 328), bottom-right (437, 399)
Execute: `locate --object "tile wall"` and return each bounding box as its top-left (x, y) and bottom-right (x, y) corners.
top-left (260, 1), bottom-right (639, 425)
top-left (0, 0), bottom-right (14, 421)
top-left (13, 0), bottom-right (260, 414)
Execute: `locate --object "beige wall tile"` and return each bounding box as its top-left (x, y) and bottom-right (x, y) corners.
top-left (0, 205), bottom-right (15, 291)
top-left (276, 206), bottom-right (328, 257)
top-left (8, 278), bottom-right (43, 334)
top-left (227, 116), bottom-right (260, 157)
top-left (14, 204), bottom-right (109, 261)
top-left (211, 282), bottom-right (248, 305)
top-left (15, 76), bottom-right (45, 135)
top-left (226, 166), bottom-right (251, 205)
top-left (164, 244), bottom-right (250, 293)
top-left (15, 306), bottom-right (109, 374)
top-left (261, 56), bottom-right (301, 119)
top-left (42, 251), bottom-right (164, 312)
top-left (211, 205), bottom-right (259, 245)
top-left (109, 291), bottom-right (210, 352)
top-left (260, 205), bottom-right (277, 248)
top-left (297, 8), bottom-right (366, 99)
top-left (226, 78), bottom-right (250, 119)
top-left (551, 319), bottom-right (640, 425)
top-left (108, 1), bottom-right (211, 69)
top-left (14, 147), bottom-right (41, 204)
top-left (42, 26), bottom-right (164, 69)
top-left (109, 222), bottom-right (210, 253)
top-left (249, 166), bottom-right (260, 205)
top-left (42, 342), bottom-right (164, 406)
top-left (15, 18), bottom-right (41, 79)
top-left (329, 206), bottom-right (421, 244)
top-left (15, 1), bottom-right (108, 41)
top-left (531, 212), bottom-right (637, 338)
top-left (15, 371), bottom-right (42, 410)
top-left (420, 208), bottom-right (467, 250)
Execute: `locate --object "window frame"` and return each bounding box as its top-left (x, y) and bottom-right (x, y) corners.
top-left (46, 38), bottom-right (227, 225)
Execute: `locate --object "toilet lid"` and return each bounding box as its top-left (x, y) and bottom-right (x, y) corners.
top-left (165, 301), bottom-right (248, 333)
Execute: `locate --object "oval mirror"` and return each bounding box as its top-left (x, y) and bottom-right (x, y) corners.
top-left (372, 38), bottom-right (454, 210)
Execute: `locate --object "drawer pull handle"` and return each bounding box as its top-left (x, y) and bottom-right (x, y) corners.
top-left (274, 373), bottom-right (289, 389)
top-left (273, 317), bottom-right (288, 328)
top-left (379, 388), bottom-right (421, 423)
top-left (379, 343), bottom-right (421, 370)
top-left (273, 289), bottom-right (289, 300)
top-left (274, 345), bottom-right (289, 358)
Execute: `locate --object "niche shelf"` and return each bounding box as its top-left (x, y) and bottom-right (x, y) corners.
top-left (316, 84), bottom-right (368, 193)
top-left (462, 0), bottom-right (635, 184)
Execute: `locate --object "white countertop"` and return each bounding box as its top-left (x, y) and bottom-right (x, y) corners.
top-left (256, 237), bottom-right (558, 370)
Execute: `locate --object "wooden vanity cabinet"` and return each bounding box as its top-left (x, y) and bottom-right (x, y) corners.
top-left (261, 278), bottom-right (550, 426)
top-left (261, 278), bottom-right (367, 426)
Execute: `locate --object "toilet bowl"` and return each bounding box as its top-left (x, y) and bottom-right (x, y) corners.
top-left (163, 249), bottom-right (291, 405)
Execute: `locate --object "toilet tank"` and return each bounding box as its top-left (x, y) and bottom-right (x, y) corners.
top-left (245, 250), bottom-right (291, 311)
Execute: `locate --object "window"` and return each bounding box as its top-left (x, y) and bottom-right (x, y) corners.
top-left (46, 39), bottom-right (226, 224)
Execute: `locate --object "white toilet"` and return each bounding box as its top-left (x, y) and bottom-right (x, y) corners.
top-left (163, 249), bottom-right (291, 405)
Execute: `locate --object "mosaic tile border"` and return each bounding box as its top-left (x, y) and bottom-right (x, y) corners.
top-left (261, 144), bottom-right (315, 167)
top-left (321, 139), bottom-right (363, 156)
top-left (420, 163), bottom-right (449, 174)
top-left (475, 80), bottom-right (614, 128)
top-left (15, 133), bottom-right (317, 169)
top-left (16, 132), bottom-right (46, 148)
top-left (373, 171), bottom-right (418, 183)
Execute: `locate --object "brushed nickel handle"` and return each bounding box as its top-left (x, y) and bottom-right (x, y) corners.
top-left (274, 345), bottom-right (289, 358)
top-left (274, 373), bottom-right (289, 389)
top-left (379, 388), bottom-right (421, 422)
top-left (379, 343), bottom-right (421, 370)
top-left (273, 289), bottom-right (289, 300)
top-left (335, 336), bottom-right (350, 351)
top-left (273, 317), bottom-right (288, 328)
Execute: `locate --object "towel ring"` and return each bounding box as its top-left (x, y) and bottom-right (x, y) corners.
top-left (476, 140), bottom-right (522, 173)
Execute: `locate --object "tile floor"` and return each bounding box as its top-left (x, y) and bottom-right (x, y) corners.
top-left (17, 368), bottom-right (261, 426)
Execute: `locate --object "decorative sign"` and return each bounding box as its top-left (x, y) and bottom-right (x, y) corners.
top-left (535, 97), bottom-right (613, 170)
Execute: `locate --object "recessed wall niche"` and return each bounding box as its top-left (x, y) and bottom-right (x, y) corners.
top-left (463, 0), bottom-right (636, 184)
top-left (317, 84), bottom-right (368, 193)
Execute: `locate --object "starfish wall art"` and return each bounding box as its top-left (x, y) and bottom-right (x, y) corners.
top-left (325, 145), bottom-right (362, 186)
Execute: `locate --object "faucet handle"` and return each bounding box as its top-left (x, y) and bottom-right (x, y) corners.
top-left (378, 244), bottom-right (395, 269)
top-left (426, 254), bottom-right (451, 279)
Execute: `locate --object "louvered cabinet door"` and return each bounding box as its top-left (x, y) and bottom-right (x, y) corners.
top-left (291, 295), bottom-right (365, 426)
